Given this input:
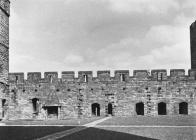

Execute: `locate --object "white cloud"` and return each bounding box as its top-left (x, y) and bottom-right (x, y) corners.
top-left (9, 0), bottom-right (195, 73)
top-left (107, 0), bottom-right (179, 14)
top-left (63, 54), bottom-right (84, 65)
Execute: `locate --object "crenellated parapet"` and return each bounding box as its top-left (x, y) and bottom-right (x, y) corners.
top-left (62, 71), bottom-right (75, 82)
top-left (8, 69), bottom-right (196, 84)
top-left (97, 71), bottom-right (111, 82)
top-left (44, 72), bottom-right (58, 83)
top-left (114, 70), bottom-right (129, 82)
top-left (133, 70), bottom-right (150, 79)
top-left (27, 72), bottom-right (41, 83)
top-left (151, 69), bottom-right (167, 81)
top-left (9, 73), bottom-right (24, 84)
top-left (78, 71), bottom-right (93, 82)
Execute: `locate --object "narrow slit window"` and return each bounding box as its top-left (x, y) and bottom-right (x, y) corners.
top-left (158, 87), bottom-right (162, 97)
top-left (84, 75), bottom-right (88, 82)
top-left (120, 74), bottom-right (126, 82)
top-left (157, 73), bottom-right (163, 81)
top-left (16, 76), bottom-right (18, 82)
top-left (49, 75), bottom-right (52, 83)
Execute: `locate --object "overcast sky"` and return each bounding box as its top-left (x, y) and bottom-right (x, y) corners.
top-left (9, 0), bottom-right (196, 76)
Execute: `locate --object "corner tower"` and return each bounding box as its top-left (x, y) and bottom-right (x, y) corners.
top-left (190, 20), bottom-right (196, 69)
top-left (0, 0), bottom-right (10, 84)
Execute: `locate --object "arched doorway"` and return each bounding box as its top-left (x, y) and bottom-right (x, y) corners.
top-left (136, 102), bottom-right (144, 115)
top-left (179, 102), bottom-right (188, 115)
top-left (32, 98), bottom-right (39, 114)
top-left (91, 103), bottom-right (100, 116)
top-left (158, 102), bottom-right (167, 115)
top-left (108, 103), bottom-right (113, 115)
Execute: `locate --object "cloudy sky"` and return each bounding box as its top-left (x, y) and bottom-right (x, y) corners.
top-left (9, 0), bottom-right (196, 76)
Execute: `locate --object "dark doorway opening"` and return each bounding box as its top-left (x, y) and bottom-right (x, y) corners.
top-left (108, 103), bottom-right (113, 115)
top-left (92, 103), bottom-right (100, 116)
top-left (45, 106), bottom-right (58, 119)
top-left (136, 102), bottom-right (144, 115)
top-left (2, 99), bottom-right (6, 118)
top-left (32, 98), bottom-right (39, 114)
top-left (158, 102), bottom-right (167, 115)
top-left (179, 102), bottom-right (188, 115)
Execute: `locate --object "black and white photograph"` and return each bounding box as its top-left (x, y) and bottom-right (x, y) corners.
top-left (0, 0), bottom-right (196, 139)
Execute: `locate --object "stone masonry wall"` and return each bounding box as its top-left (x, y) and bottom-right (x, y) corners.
top-left (5, 69), bottom-right (196, 120)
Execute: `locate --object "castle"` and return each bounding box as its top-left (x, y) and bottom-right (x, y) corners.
top-left (0, 1), bottom-right (196, 120)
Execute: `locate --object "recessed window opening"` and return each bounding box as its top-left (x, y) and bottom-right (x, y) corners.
top-left (2, 99), bottom-right (6, 118)
top-left (49, 75), bottom-right (53, 83)
top-left (120, 74), bottom-right (126, 82)
top-left (108, 103), bottom-right (113, 115)
top-left (136, 102), bottom-right (144, 115)
top-left (157, 73), bottom-right (163, 81)
top-left (2, 99), bottom-right (6, 107)
top-left (158, 102), bottom-right (167, 115)
top-left (84, 75), bottom-right (88, 82)
top-left (16, 76), bottom-right (18, 82)
top-left (179, 102), bottom-right (188, 115)
top-left (91, 103), bottom-right (100, 116)
top-left (32, 98), bottom-right (39, 113)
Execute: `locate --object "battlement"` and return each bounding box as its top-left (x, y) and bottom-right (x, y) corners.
top-left (8, 69), bottom-right (196, 83)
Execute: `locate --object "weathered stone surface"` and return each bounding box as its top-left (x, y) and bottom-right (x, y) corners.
top-left (0, 0), bottom-right (9, 120)
top-left (4, 69), bottom-right (196, 120)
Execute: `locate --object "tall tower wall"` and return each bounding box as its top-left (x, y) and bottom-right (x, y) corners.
top-left (0, 0), bottom-right (9, 120)
top-left (0, 0), bottom-right (9, 84)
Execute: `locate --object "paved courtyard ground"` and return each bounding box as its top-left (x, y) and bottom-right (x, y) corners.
top-left (0, 126), bottom-right (75, 140)
top-left (1, 117), bottom-right (102, 125)
top-left (0, 116), bottom-right (195, 140)
top-left (59, 127), bottom-right (156, 140)
top-left (98, 115), bottom-right (196, 126)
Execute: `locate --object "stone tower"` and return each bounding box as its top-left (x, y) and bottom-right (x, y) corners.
top-left (0, 0), bottom-right (10, 119)
top-left (190, 20), bottom-right (196, 69)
